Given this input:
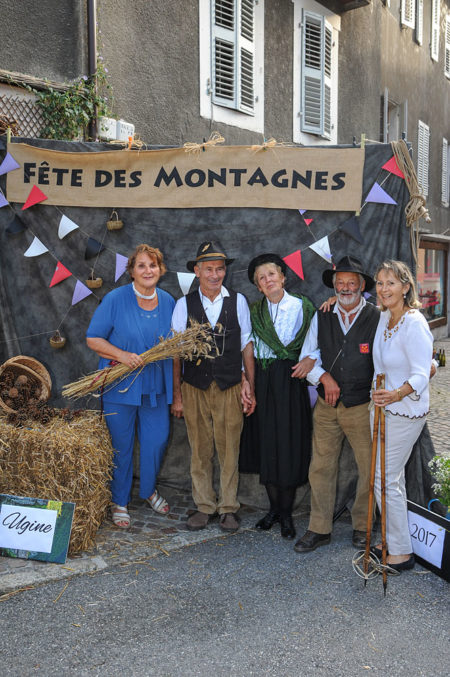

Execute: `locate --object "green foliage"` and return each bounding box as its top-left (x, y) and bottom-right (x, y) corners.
top-left (429, 454), bottom-right (450, 507)
top-left (34, 62), bottom-right (113, 141)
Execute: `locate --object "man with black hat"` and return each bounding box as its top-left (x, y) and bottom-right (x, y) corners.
top-left (171, 241), bottom-right (255, 532)
top-left (294, 256), bottom-right (378, 553)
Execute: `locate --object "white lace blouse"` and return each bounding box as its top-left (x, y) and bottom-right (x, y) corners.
top-left (372, 309), bottom-right (433, 418)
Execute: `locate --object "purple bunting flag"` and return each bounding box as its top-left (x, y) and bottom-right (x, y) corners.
top-left (365, 182), bottom-right (397, 205)
top-left (0, 152), bottom-right (20, 177)
top-left (115, 253), bottom-right (129, 282)
top-left (0, 191), bottom-right (9, 208)
top-left (71, 280), bottom-right (93, 305)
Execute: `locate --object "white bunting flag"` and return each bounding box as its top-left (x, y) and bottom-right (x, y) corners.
top-left (58, 214), bottom-right (79, 239)
top-left (177, 272), bottom-right (196, 296)
top-left (24, 236), bottom-right (49, 257)
top-left (309, 236), bottom-right (332, 263)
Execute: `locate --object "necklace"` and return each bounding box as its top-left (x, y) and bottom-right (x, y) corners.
top-left (383, 312), bottom-right (407, 341)
top-left (132, 282), bottom-right (157, 300)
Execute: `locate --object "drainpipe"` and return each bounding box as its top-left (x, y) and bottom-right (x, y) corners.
top-left (87, 0), bottom-right (98, 140)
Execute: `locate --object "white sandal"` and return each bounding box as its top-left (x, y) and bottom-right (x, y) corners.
top-left (111, 504), bottom-right (130, 528)
top-left (145, 490), bottom-right (169, 514)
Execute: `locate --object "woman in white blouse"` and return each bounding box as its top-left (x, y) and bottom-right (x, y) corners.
top-left (240, 254), bottom-right (317, 539)
top-left (371, 260), bottom-right (433, 572)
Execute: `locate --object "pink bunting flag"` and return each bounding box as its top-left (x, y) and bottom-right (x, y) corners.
top-left (0, 191), bottom-right (9, 208)
top-left (49, 262), bottom-right (72, 288)
top-left (283, 250), bottom-right (304, 280)
top-left (71, 280), bottom-right (93, 305)
top-left (381, 156), bottom-right (405, 179)
top-left (21, 185), bottom-right (48, 210)
top-left (304, 218), bottom-right (313, 227)
top-left (0, 152), bottom-right (20, 176)
top-left (365, 182), bottom-right (397, 205)
top-left (115, 253), bottom-right (129, 282)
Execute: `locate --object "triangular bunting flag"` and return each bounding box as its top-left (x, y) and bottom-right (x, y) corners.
top-left (0, 152), bottom-right (20, 176)
top-left (115, 253), bottom-right (129, 282)
top-left (308, 385), bottom-right (318, 409)
top-left (309, 236), bottom-right (332, 263)
top-left (49, 262), bottom-right (72, 287)
top-left (365, 182), bottom-right (397, 205)
top-left (283, 250), bottom-right (304, 280)
top-left (0, 191), bottom-right (9, 208)
top-left (338, 216), bottom-right (364, 244)
top-left (71, 280), bottom-right (93, 305)
top-left (24, 236), bottom-right (49, 257)
top-left (58, 214), bottom-right (79, 239)
top-left (381, 156), bottom-right (405, 179)
top-left (5, 215), bottom-right (27, 234)
top-left (298, 209), bottom-right (306, 215)
top-left (21, 185), bottom-right (48, 210)
top-left (304, 218), bottom-right (313, 227)
top-left (85, 237), bottom-right (105, 260)
top-left (177, 272), bottom-right (196, 295)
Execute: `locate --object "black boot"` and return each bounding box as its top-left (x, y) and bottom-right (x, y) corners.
top-left (280, 514), bottom-right (296, 539)
top-left (255, 510), bottom-right (280, 530)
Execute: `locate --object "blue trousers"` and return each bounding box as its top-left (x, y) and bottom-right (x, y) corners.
top-left (104, 395), bottom-right (170, 506)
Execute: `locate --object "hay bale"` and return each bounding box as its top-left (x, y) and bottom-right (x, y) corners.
top-left (0, 411), bottom-right (114, 554)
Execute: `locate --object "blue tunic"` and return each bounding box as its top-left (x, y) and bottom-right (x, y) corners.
top-left (86, 284), bottom-right (175, 406)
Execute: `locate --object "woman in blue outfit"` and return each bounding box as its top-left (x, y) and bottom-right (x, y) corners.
top-left (86, 244), bottom-right (175, 528)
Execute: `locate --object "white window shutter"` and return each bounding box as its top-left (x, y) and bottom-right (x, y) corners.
top-left (417, 120), bottom-right (430, 198)
top-left (416, 0), bottom-right (423, 44)
top-left (212, 0), bottom-right (254, 113)
top-left (431, 0), bottom-right (440, 62)
top-left (442, 138), bottom-right (449, 206)
top-left (401, 0), bottom-right (415, 28)
top-left (301, 11), bottom-right (331, 138)
top-left (445, 15), bottom-right (450, 77)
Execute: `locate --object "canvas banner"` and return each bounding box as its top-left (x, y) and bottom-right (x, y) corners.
top-left (6, 143), bottom-right (365, 211)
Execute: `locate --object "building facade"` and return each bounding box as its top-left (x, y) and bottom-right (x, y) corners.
top-left (0, 0), bottom-right (448, 334)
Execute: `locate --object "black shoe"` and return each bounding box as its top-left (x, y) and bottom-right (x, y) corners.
top-left (294, 530), bottom-right (331, 553)
top-left (255, 510), bottom-right (279, 531)
top-left (280, 516), bottom-right (296, 539)
top-left (352, 530), bottom-right (368, 548)
top-left (386, 554), bottom-right (415, 573)
top-left (370, 545), bottom-right (385, 560)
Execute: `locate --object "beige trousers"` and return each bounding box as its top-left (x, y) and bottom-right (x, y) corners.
top-left (182, 380), bottom-right (243, 515)
top-left (308, 396), bottom-right (372, 534)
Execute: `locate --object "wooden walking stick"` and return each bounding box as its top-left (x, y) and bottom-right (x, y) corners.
top-left (363, 373), bottom-right (382, 583)
top-left (379, 374), bottom-right (388, 595)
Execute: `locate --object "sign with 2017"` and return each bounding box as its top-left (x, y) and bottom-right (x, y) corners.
top-left (407, 500), bottom-right (450, 581)
top-left (0, 494), bottom-right (75, 564)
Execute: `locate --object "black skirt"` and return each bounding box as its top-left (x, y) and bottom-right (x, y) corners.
top-left (239, 359), bottom-right (312, 488)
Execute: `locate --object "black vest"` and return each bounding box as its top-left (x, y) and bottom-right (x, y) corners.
top-left (317, 304), bottom-right (379, 407)
top-left (182, 290), bottom-right (242, 391)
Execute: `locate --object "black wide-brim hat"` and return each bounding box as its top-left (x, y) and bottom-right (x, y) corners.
top-left (248, 253), bottom-right (287, 284)
top-left (322, 255), bottom-right (374, 291)
top-left (187, 240), bottom-right (234, 272)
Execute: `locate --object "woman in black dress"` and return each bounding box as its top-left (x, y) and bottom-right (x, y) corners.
top-left (240, 254), bottom-right (317, 538)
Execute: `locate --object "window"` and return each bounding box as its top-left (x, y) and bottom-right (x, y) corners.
top-left (416, 0), bottom-right (423, 44)
top-left (431, 0), bottom-right (440, 62)
top-left (418, 240), bottom-right (448, 327)
top-left (381, 89), bottom-right (408, 142)
top-left (442, 138), bottom-right (449, 206)
top-left (199, 0), bottom-right (264, 133)
top-left (445, 15), bottom-right (450, 77)
top-left (417, 120), bottom-right (430, 197)
top-left (401, 0), bottom-right (415, 29)
top-left (292, 0), bottom-right (340, 146)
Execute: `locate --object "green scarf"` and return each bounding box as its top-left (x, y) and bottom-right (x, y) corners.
top-left (250, 293), bottom-right (316, 368)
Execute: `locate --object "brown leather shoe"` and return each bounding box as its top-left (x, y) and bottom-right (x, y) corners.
top-left (294, 530), bottom-right (331, 553)
top-left (186, 511), bottom-right (211, 531)
top-left (219, 512), bottom-right (241, 532)
top-left (352, 530), bottom-right (367, 548)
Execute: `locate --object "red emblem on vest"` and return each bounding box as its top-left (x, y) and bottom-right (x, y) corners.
top-left (359, 343), bottom-right (370, 354)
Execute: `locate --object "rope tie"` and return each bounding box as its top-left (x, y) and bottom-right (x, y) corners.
top-left (183, 131), bottom-right (225, 155)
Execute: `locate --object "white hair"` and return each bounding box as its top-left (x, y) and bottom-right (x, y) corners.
top-left (332, 272), bottom-right (364, 288)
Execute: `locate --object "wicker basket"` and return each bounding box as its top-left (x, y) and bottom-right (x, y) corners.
top-left (0, 356), bottom-right (51, 414)
top-left (49, 336), bottom-right (66, 349)
top-left (106, 210), bottom-right (123, 231)
top-left (86, 277), bottom-right (103, 289)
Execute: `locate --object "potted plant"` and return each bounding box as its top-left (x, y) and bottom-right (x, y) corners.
top-left (428, 454), bottom-right (450, 520)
